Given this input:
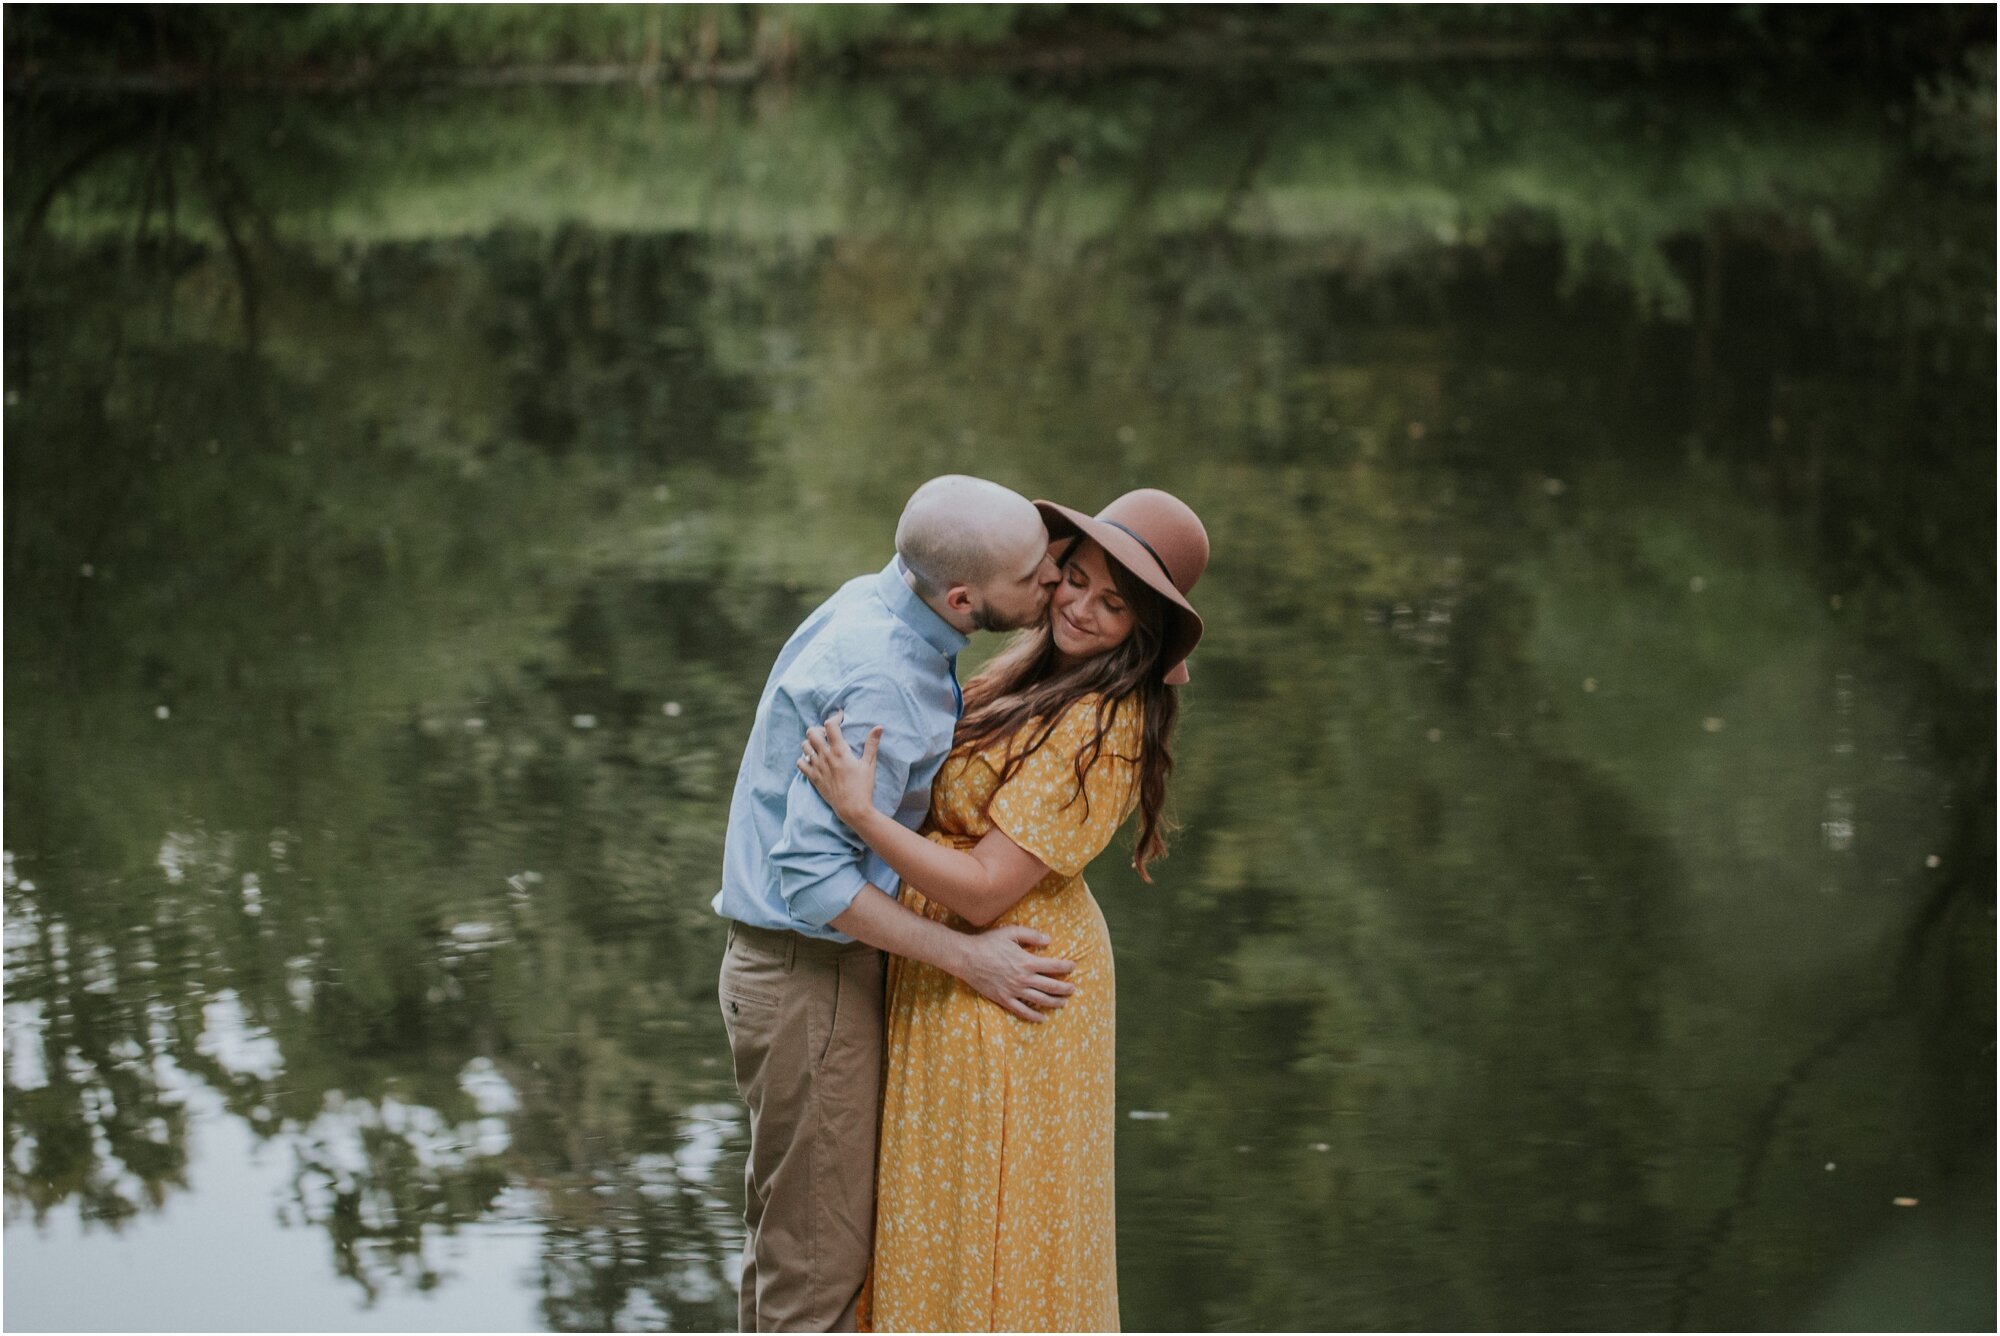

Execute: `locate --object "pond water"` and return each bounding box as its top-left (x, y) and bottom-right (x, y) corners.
top-left (4, 67), bottom-right (1994, 1332)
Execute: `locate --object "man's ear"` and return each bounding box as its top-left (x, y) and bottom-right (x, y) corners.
top-left (942, 584), bottom-right (975, 616)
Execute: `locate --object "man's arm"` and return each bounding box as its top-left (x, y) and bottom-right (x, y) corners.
top-left (770, 680), bottom-right (1077, 1019)
top-left (829, 885), bottom-right (1075, 1023)
top-left (768, 679), bottom-right (926, 928)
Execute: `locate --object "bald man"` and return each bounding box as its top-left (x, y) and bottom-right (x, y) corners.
top-left (713, 476), bottom-right (1071, 1332)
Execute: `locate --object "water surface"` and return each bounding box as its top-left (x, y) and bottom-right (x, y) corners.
top-left (4, 69), bottom-right (1994, 1331)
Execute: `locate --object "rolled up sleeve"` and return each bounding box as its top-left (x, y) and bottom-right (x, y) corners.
top-left (768, 678), bottom-right (928, 930)
top-left (770, 780), bottom-right (873, 929)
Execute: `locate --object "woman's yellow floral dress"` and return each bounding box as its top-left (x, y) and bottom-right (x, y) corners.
top-left (863, 692), bottom-right (1141, 1333)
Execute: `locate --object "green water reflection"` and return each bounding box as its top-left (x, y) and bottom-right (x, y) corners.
top-left (5, 69), bottom-right (1993, 1332)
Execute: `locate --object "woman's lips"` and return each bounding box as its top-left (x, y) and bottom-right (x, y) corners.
top-left (1059, 612), bottom-right (1088, 640)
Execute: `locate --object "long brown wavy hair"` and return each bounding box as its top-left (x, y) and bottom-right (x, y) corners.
top-left (954, 538), bottom-right (1181, 881)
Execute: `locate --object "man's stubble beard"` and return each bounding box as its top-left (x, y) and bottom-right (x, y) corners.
top-left (969, 597), bottom-right (1049, 635)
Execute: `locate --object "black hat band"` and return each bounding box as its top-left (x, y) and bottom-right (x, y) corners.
top-left (1101, 519), bottom-right (1179, 591)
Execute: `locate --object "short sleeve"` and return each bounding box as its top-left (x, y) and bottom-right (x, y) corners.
top-left (988, 694), bottom-right (1142, 880)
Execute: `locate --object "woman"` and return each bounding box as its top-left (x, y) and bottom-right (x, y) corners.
top-left (796, 488), bottom-right (1209, 1332)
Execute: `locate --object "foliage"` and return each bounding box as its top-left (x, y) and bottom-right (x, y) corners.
top-left (9, 69), bottom-right (1972, 323)
top-left (4, 4), bottom-right (1992, 82)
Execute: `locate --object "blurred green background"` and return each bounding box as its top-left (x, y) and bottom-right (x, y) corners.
top-left (4, 5), bottom-right (1994, 1331)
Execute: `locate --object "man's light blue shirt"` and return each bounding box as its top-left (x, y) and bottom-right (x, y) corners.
top-left (712, 558), bottom-right (968, 941)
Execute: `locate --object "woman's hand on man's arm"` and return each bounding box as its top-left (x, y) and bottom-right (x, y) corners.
top-left (801, 713), bottom-right (1049, 926)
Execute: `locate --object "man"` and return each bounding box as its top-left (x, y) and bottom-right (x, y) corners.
top-left (713, 475), bottom-right (1077, 1332)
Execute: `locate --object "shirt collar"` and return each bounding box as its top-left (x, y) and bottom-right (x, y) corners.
top-left (877, 557), bottom-right (970, 661)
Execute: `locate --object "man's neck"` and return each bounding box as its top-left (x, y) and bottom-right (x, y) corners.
top-left (904, 564), bottom-right (974, 635)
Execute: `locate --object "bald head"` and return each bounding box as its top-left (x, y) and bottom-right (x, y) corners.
top-left (896, 475), bottom-right (1060, 632)
top-left (896, 476), bottom-right (1043, 596)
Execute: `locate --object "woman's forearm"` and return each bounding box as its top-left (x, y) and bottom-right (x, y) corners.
top-left (850, 808), bottom-right (1022, 925)
top-left (851, 807), bottom-right (991, 903)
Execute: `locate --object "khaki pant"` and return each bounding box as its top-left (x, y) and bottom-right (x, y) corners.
top-left (720, 921), bottom-right (886, 1333)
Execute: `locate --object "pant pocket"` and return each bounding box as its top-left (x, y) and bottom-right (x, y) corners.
top-left (720, 936), bottom-right (783, 1019)
top-left (811, 959), bottom-right (843, 1074)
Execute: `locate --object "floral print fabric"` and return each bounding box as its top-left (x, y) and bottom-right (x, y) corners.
top-left (863, 692), bottom-right (1143, 1333)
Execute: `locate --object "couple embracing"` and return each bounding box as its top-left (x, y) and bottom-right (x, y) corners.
top-left (713, 475), bottom-right (1210, 1332)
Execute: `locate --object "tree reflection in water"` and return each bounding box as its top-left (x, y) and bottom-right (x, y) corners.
top-left (4, 66), bottom-right (1992, 1332)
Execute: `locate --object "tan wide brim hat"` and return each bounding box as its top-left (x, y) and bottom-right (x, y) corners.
top-left (1033, 489), bottom-right (1210, 685)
